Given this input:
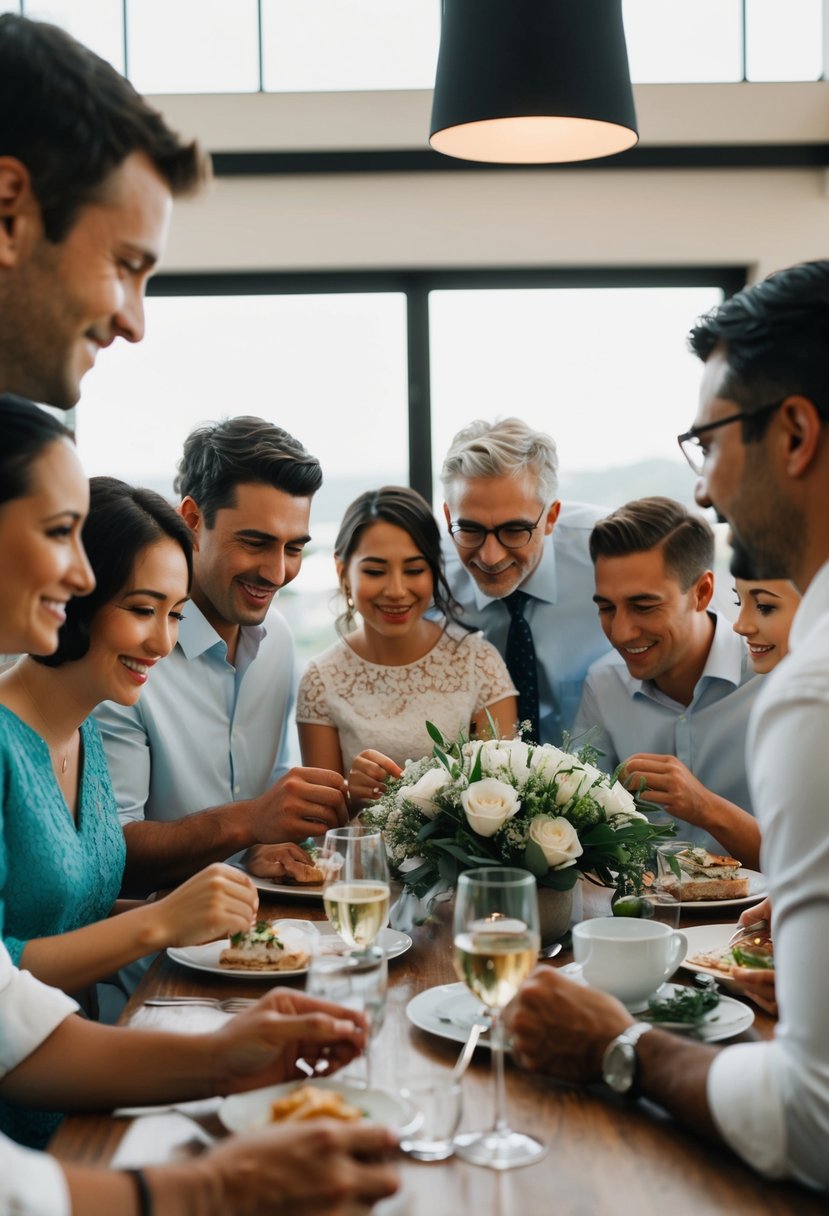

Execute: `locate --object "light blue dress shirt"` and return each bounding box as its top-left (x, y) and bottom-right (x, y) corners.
top-left (573, 612), bottom-right (760, 850)
top-left (443, 501), bottom-right (611, 746)
top-left (94, 600), bottom-right (295, 827)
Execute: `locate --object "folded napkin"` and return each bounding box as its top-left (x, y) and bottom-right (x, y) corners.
top-left (127, 1002), bottom-right (233, 1034)
top-left (110, 1112), bottom-right (214, 1166)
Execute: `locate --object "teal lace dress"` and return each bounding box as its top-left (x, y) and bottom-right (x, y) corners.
top-left (0, 706), bottom-right (126, 1149)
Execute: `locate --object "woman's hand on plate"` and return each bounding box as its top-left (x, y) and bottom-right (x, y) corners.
top-left (151, 863), bottom-right (258, 948)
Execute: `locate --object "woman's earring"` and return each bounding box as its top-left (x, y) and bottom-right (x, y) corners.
top-left (344, 587), bottom-right (355, 627)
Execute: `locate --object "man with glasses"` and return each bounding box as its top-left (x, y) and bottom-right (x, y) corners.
top-left (506, 260), bottom-right (829, 1189)
top-left (440, 417), bottom-right (610, 744)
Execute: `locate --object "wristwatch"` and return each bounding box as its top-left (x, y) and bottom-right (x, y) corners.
top-left (601, 1022), bottom-right (653, 1097)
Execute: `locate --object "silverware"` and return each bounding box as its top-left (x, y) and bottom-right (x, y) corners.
top-left (452, 1021), bottom-right (486, 1080)
top-left (143, 997), bottom-right (257, 1013)
top-left (728, 918), bottom-right (769, 946)
top-left (538, 942), bottom-right (563, 961)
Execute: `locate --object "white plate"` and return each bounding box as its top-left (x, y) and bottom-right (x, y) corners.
top-left (220, 1078), bottom-right (411, 1134)
top-left (672, 868), bottom-right (767, 910)
top-left (679, 922), bottom-right (761, 995)
top-left (232, 861), bottom-right (324, 900)
top-left (643, 981), bottom-right (754, 1042)
top-left (167, 924), bottom-right (412, 980)
top-left (406, 983), bottom-right (493, 1049)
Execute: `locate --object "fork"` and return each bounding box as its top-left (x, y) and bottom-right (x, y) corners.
top-left (727, 918), bottom-right (769, 947)
top-left (143, 997), bottom-right (258, 1013)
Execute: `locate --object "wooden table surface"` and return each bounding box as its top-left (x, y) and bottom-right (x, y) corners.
top-left (51, 885), bottom-right (823, 1216)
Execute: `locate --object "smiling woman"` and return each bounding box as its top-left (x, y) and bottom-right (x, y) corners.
top-left (0, 476), bottom-right (260, 1150)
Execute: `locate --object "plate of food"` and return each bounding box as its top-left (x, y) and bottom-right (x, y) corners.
top-left (679, 922), bottom-right (774, 995)
top-left (167, 921), bottom-right (412, 979)
top-left (406, 983), bottom-right (492, 1049)
top-left (641, 982), bottom-right (754, 1042)
top-left (232, 851), bottom-right (325, 900)
top-left (659, 847), bottom-right (767, 909)
top-left (219, 1078), bottom-right (411, 1134)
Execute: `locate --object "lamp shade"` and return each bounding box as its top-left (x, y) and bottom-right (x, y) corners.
top-left (429, 0), bottom-right (638, 165)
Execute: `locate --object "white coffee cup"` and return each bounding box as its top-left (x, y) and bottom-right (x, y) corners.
top-left (571, 917), bottom-right (687, 1010)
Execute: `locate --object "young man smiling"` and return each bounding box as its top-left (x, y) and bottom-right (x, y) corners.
top-left (573, 496), bottom-right (761, 864)
top-left (441, 417), bottom-right (610, 745)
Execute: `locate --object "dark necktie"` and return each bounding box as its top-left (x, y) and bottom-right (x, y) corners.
top-left (504, 590), bottom-right (540, 742)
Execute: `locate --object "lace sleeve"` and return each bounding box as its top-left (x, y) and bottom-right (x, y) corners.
top-left (295, 660), bottom-right (334, 726)
top-left (472, 635), bottom-right (517, 711)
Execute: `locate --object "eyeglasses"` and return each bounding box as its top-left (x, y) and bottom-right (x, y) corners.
top-left (677, 399), bottom-right (786, 475)
top-left (448, 504), bottom-right (547, 550)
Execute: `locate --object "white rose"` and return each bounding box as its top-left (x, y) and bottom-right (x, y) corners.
top-left (592, 781), bottom-right (647, 823)
top-left (396, 766), bottom-right (452, 819)
top-left (529, 815), bottom-right (584, 868)
top-left (461, 778), bottom-right (521, 837)
top-left (554, 765), bottom-right (590, 806)
top-left (530, 744), bottom-right (570, 778)
top-left (480, 739), bottom-right (533, 784)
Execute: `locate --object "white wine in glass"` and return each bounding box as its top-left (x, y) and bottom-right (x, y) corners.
top-left (321, 826), bottom-right (390, 950)
top-left (452, 867), bottom-right (547, 1169)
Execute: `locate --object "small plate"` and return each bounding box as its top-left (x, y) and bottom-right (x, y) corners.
top-left (220, 1078), bottom-right (410, 1134)
top-left (643, 982), bottom-right (754, 1042)
top-left (406, 983), bottom-right (493, 1049)
top-left (671, 868), bottom-right (767, 911)
top-left (167, 924), bottom-right (412, 980)
top-left (232, 861), bottom-right (324, 900)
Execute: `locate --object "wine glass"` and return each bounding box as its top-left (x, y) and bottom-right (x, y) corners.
top-left (305, 944), bottom-right (388, 1087)
top-left (452, 867), bottom-right (547, 1169)
top-left (320, 826), bottom-right (390, 950)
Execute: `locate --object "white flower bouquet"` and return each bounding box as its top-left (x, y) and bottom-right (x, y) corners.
top-left (361, 726), bottom-right (675, 898)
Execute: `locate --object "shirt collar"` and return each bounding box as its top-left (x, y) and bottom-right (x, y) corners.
top-left (466, 536), bottom-right (559, 610)
top-left (177, 599), bottom-right (267, 661)
top-left (789, 559), bottom-right (829, 652)
top-left (616, 611), bottom-right (746, 700)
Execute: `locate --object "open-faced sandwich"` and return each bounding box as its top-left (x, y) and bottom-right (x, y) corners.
top-left (661, 847), bottom-right (750, 902)
top-left (688, 935), bottom-right (774, 976)
top-left (269, 1085), bottom-right (363, 1124)
top-left (219, 921), bottom-right (312, 971)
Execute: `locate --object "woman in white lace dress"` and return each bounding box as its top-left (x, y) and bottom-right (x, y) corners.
top-left (296, 487), bottom-right (517, 808)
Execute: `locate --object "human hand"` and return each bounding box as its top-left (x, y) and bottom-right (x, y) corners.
top-left (731, 965), bottom-right (777, 1016)
top-left (211, 988), bottom-right (369, 1093)
top-left (194, 1120), bottom-right (399, 1215)
top-left (347, 749), bottom-right (403, 808)
top-left (739, 895), bottom-right (772, 929)
top-left (621, 753), bottom-right (708, 824)
top-left (244, 843), bottom-right (323, 884)
top-left (151, 864), bottom-right (258, 949)
top-left (250, 768), bottom-right (349, 842)
top-left (505, 967), bottom-right (632, 1083)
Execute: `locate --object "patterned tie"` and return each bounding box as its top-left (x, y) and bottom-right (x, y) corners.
top-left (504, 590), bottom-right (540, 742)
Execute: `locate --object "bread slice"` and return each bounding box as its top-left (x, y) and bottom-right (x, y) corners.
top-left (662, 847), bottom-right (750, 902)
top-left (219, 921), bottom-right (311, 971)
top-left (269, 1085), bottom-right (363, 1124)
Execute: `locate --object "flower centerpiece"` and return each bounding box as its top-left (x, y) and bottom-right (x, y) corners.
top-left (362, 727), bottom-right (675, 921)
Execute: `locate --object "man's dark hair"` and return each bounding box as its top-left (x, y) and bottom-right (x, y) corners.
top-left (688, 259), bottom-right (829, 438)
top-left (589, 497), bottom-right (714, 591)
top-left (34, 477), bottom-right (193, 667)
top-left (0, 14), bottom-right (207, 242)
top-left (0, 394), bottom-right (71, 507)
top-left (174, 416), bottom-right (322, 527)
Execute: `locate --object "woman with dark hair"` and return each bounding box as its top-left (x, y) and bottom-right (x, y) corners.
top-left (296, 486), bottom-right (517, 807)
top-left (0, 476), bottom-right (259, 1148)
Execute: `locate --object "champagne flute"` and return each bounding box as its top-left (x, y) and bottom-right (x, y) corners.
top-left (320, 826), bottom-right (390, 949)
top-left (452, 867), bottom-right (546, 1169)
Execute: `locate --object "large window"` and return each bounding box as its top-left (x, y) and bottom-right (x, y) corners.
top-left (13, 0), bottom-right (825, 90)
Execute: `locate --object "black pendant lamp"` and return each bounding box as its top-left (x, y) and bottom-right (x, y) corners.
top-left (429, 0), bottom-right (638, 165)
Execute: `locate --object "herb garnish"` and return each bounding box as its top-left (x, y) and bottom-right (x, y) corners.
top-left (645, 987), bottom-right (720, 1025)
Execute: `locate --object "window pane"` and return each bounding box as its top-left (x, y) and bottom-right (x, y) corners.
top-left (1, 2), bottom-right (22, 15)
top-left (623, 0), bottom-right (743, 82)
top-left (74, 292), bottom-right (408, 659)
top-left (429, 285), bottom-right (724, 512)
top-left (261, 0), bottom-right (440, 93)
top-left (127, 0), bottom-right (259, 94)
top-left (23, 0), bottom-right (123, 71)
top-left (746, 0), bottom-right (823, 81)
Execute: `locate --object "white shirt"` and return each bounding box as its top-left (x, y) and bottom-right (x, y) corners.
top-left (0, 942), bottom-right (75, 1214)
top-left (94, 601), bottom-right (295, 825)
top-left (707, 559), bottom-right (829, 1188)
top-left (443, 501), bottom-right (611, 745)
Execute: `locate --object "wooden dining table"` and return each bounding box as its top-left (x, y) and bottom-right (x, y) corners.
top-left (50, 883), bottom-right (824, 1216)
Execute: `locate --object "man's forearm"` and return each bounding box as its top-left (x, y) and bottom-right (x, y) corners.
top-left (122, 803), bottom-right (257, 895)
top-left (636, 1029), bottom-right (721, 1140)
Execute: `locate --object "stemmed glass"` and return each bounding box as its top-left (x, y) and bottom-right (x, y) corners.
top-left (319, 826), bottom-right (390, 949)
top-left (452, 867), bottom-right (547, 1169)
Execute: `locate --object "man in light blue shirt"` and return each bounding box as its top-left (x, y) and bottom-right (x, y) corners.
top-left (573, 496), bottom-right (761, 862)
top-left (441, 417), bottom-right (610, 746)
top-left (95, 416), bottom-right (350, 898)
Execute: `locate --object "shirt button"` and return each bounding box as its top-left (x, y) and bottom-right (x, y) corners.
top-left (234, 784), bottom-right (241, 794)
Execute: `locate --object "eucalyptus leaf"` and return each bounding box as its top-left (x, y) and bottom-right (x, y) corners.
top-left (523, 837), bottom-right (550, 878)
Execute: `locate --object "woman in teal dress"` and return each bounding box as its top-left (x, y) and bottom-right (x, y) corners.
top-left (0, 477), bottom-right (259, 1148)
